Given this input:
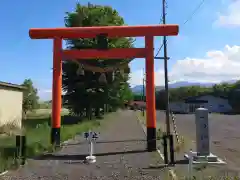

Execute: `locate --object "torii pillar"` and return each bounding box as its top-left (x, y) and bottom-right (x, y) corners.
top-left (29, 24), bottom-right (179, 151)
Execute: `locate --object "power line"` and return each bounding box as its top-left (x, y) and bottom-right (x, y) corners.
top-left (183, 0), bottom-right (206, 25)
top-left (154, 0), bottom-right (206, 57)
top-left (155, 43), bottom-right (164, 57)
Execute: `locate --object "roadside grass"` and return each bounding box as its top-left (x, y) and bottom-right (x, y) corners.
top-left (0, 108), bottom-right (109, 173)
top-left (136, 111), bottom-right (162, 140)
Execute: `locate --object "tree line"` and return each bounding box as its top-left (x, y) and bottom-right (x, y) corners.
top-left (133, 80), bottom-right (240, 112)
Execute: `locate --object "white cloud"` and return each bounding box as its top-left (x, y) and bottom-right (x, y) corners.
top-left (38, 89), bottom-right (52, 101)
top-left (130, 45), bottom-right (240, 86)
top-left (38, 89), bottom-right (66, 101)
top-left (215, 0), bottom-right (240, 27)
top-left (39, 89), bottom-right (52, 93)
top-left (129, 69), bottom-right (165, 87)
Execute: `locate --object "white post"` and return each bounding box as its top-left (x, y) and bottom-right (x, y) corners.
top-left (90, 140), bottom-right (93, 157)
top-left (188, 151), bottom-right (193, 180)
top-left (85, 130), bottom-right (97, 163)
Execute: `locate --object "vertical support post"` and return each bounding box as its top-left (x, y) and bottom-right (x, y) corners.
top-left (15, 135), bottom-right (26, 165)
top-left (145, 36), bottom-right (157, 152)
top-left (163, 133), bottom-right (169, 164)
top-left (169, 134), bottom-right (175, 165)
top-left (16, 135), bottom-right (21, 157)
top-left (21, 136), bottom-right (26, 165)
top-left (51, 37), bottom-right (62, 146)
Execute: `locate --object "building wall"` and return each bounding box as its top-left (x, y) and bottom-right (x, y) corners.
top-left (169, 101), bottom-right (188, 113)
top-left (195, 95), bottom-right (232, 113)
top-left (169, 95), bottom-right (232, 113)
top-left (0, 86), bottom-right (23, 128)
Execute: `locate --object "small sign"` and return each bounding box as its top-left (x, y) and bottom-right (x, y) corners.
top-left (92, 132), bottom-right (99, 139)
top-left (83, 131), bottom-right (99, 141)
top-left (84, 132), bottom-right (89, 139)
top-left (83, 130), bottom-right (100, 164)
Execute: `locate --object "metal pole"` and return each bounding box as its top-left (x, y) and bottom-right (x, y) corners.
top-left (162, 0), bottom-right (171, 136)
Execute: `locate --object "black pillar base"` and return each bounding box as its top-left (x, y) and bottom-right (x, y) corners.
top-left (51, 127), bottom-right (60, 146)
top-left (147, 127), bottom-right (157, 152)
top-left (163, 133), bottom-right (169, 164)
top-left (169, 134), bottom-right (175, 165)
top-left (15, 135), bottom-right (26, 165)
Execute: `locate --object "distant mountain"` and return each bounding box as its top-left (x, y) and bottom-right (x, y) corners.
top-left (131, 85), bottom-right (164, 94)
top-left (131, 80), bottom-right (237, 94)
top-left (131, 85), bottom-right (144, 94)
top-left (168, 81), bottom-right (215, 88)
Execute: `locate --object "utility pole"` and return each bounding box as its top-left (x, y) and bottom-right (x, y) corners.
top-left (162, 0), bottom-right (171, 136)
top-left (142, 68), bottom-right (145, 116)
top-left (162, 0), bottom-right (175, 165)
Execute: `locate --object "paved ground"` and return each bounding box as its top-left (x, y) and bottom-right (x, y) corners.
top-left (1, 110), bottom-right (168, 180)
top-left (156, 110), bottom-right (240, 178)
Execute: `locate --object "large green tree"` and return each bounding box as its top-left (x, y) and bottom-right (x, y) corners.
top-left (21, 79), bottom-right (39, 118)
top-left (62, 3), bottom-right (134, 118)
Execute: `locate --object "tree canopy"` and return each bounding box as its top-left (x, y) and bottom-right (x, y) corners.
top-left (21, 79), bottom-right (39, 117)
top-left (62, 3), bottom-right (134, 118)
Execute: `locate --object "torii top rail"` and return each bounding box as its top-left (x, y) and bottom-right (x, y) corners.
top-left (29, 25), bottom-right (178, 39)
top-left (29, 25), bottom-right (178, 59)
top-left (29, 24), bottom-right (179, 151)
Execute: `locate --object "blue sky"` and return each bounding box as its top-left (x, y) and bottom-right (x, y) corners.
top-left (1, 0), bottom-right (240, 100)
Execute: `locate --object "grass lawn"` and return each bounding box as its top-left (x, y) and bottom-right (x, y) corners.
top-left (0, 108), bottom-right (108, 173)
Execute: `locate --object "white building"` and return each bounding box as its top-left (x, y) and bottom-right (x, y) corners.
top-left (0, 81), bottom-right (25, 129)
top-left (169, 95), bottom-right (232, 114)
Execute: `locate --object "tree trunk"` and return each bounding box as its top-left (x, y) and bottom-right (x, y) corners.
top-left (86, 106), bottom-right (92, 120)
top-left (102, 104), bottom-right (105, 115)
top-left (95, 107), bottom-right (100, 118)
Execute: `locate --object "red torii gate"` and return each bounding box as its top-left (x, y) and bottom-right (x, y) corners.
top-left (29, 24), bottom-right (179, 151)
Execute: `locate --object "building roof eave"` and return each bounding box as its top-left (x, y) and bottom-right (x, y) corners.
top-left (0, 81), bottom-right (27, 91)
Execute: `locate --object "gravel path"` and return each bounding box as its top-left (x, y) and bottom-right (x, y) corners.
top-left (156, 110), bottom-right (240, 177)
top-left (1, 110), bottom-right (167, 180)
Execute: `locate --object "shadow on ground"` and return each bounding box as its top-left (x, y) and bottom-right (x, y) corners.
top-left (143, 159), bottom-right (189, 170)
top-left (34, 149), bottom-right (148, 161)
top-left (62, 139), bottom-right (147, 146)
top-left (175, 159), bottom-right (189, 164)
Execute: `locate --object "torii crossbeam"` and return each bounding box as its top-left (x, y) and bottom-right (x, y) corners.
top-left (29, 24), bottom-right (179, 152)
